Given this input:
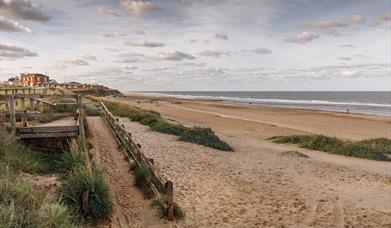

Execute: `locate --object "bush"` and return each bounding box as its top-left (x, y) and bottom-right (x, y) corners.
top-left (59, 166), bottom-right (112, 223)
top-left (270, 134), bottom-right (390, 161)
top-left (180, 127), bottom-right (233, 151)
top-left (151, 120), bottom-right (188, 136)
top-left (151, 199), bottom-right (185, 220)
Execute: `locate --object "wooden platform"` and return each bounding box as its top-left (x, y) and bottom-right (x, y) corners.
top-left (16, 117), bottom-right (79, 139)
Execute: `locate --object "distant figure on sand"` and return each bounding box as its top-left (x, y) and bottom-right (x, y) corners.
top-left (346, 108), bottom-right (350, 114)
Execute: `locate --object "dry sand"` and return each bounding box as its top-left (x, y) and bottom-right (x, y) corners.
top-left (100, 94), bottom-right (391, 227)
top-left (87, 117), bottom-right (166, 228)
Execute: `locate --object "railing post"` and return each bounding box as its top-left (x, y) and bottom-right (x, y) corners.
top-left (166, 181), bottom-right (174, 221)
top-left (78, 95), bottom-right (86, 147)
top-left (21, 97), bottom-right (27, 127)
top-left (30, 97), bottom-right (34, 111)
top-left (9, 95), bottom-right (16, 135)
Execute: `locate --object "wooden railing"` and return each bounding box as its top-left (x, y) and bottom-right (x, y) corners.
top-left (100, 102), bottom-right (175, 221)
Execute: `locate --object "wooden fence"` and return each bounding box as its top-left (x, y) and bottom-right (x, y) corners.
top-left (100, 102), bottom-right (175, 221)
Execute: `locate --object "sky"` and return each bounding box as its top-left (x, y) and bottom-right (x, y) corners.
top-left (0, 0), bottom-right (390, 91)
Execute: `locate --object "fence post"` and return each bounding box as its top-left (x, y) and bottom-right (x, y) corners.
top-left (166, 180), bottom-right (174, 221)
top-left (9, 95), bottom-right (16, 135)
top-left (78, 95), bottom-right (86, 147)
top-left (29, 97), bottom-right (34, 111)
top-left (21, 97), bottom-right (27, 127)
top-left (82, 190), bottom-right (89, 215)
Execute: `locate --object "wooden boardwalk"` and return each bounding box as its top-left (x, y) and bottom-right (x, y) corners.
top-left (1, 93), bottom-right (85, 141)
top-left (16, 117), bottom-right (78, 139)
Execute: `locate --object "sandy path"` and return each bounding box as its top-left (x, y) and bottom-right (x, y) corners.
top-left (87, 117), bottom-right (166, 228)
top-left (116, 117), bottom-right (391, 227)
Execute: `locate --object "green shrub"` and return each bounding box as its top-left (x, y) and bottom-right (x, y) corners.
top-left (270, 135), bottom-right (391, 161)
top-left (103, 101), bottom-right (139, 118)
top-left (59, 167), bottom-right (112, 223)
top-left (151, 120), bottom-right (188, 136)
top-left (180, 127), bottom-right (233, 151)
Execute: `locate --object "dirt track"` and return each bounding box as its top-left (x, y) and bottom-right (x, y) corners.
top-left (87, 117), bottom-right (166, 228)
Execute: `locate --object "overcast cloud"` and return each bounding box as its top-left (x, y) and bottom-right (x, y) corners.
top-left (0, 0), bottom-right (390, 91)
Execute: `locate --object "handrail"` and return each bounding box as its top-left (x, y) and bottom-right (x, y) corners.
top-left (100, 102), bottom-right (175, 221)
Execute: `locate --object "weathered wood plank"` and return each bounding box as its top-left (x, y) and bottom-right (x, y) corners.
top-left (18, 132), bottom-right (79, 138)
top-left (17, 126), bottom-right (79, 133)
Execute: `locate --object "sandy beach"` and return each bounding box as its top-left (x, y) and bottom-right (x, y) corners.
top-left (103, 93), bottom-right (390, 227)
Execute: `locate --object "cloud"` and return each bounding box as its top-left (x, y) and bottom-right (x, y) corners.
top-left (122, 65), bottom-right (138, 70)
top-left (339, 44), bottom-right (356, 48)
top-left (0, 43), bottom-right (37, 59)
top-left (198, 50), bottom-right (231, 58)
top-left (153, 50), bottom-right (195, 61)
top-left (340, 70), bottom-right (357, 77)
top-left (253, 48), bottom-right (272, 54)
top-left (338, 57), bottom-right (352, 61)
top-left (308, 20), bottom-right (346, 29)
top-left (62, 58), bottom-right (89, 66)
top-left (125, 39), bottom-right (164, 47)
top-left (0, 0), bottom-right (49, 22)
top-left (285, 31), bottom-right (318, 44)
top-left (97, 31), bottom-right (126, 37)
top-left (176, 62), bottom-right (207, 67)
top-left (133, 29), bottom-right (145, 35)
top-left (214, 33), bottom-right (228, 40)
top-left (350, 15), bottom-right (365, 25)
top-left (97, 7), bottom-right (121, 17)
top-left (119, 50), bottom-right (195, 62)
top-left (120, 0), bottom-right (159, 16)
top-left (374, 12), bottom-right (391, 25)
top-left (82, 55), bottom-right (97, 61)
top-left (0, 16), bottom-right (31, 33)
top-left (189, 39), bottom-right (197, 44)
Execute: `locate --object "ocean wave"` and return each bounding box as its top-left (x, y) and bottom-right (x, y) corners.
top-left (142, 92), bottom-right (391, 108)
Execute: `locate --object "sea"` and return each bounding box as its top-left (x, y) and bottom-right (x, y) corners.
top-left (141, 91), bottom-right (391, 116)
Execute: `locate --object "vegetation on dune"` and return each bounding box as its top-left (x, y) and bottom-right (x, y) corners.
top-left (151, 119), bottom-right (188, 136)
top-left (77, 87), bottom-right (122, 97)
top-left (0, 167), bottom-right (77, 228)
top-left (151, 199), bottom-right (185, 220)
top-left (0, 127), bottom-right (81, 227)
top-left (59, 166), bottom-right (112, 223)
top-left (269, 135), bottom-right (391, 161)
top-left (280, 150), bottom-right (309, 158)
top-left (0, 122), bottom-right (112, 225)
top-left (180, 127), bottom-right (233, 151)
top-left (101, 100), bottom-right (234, 151)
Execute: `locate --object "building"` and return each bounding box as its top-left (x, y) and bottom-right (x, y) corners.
top-left (19, 73), bottom-right (50, 87)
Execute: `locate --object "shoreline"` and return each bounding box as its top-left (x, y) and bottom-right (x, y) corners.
top-left (127, 91), bottom-right (391, 117)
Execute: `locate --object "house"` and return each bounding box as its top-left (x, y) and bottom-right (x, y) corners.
top-left (19, 73), bottom-right (50, 87)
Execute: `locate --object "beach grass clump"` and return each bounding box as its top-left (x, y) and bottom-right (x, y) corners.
top-left (103, 100), bottom-right (139, 118)
top-left (131, 110), bottom-right (161, 125)
top-left (270, 134), bottom-right (390, 161)
top-left (0, 127), bottom-right (64, 174)
top-left (59, 166), bottom-right (112, 223)
top-left (179, 127), bottom-right (233, 151)
top-left (151, 199), bottom-right (185, 220)
top-left (151, 120), bottom-right (189, 136)
top-left (0, 166), bottom-right (77, 228)
top-left (102, 100), bottom-right (234, 151)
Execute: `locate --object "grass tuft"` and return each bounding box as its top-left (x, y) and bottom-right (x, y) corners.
top-left (270, 134), bottom-right (390, 161)
top-left (59, 166), bottom-right (112, 223)
top-left (151, 120), bottom-right (188, 136)
top-left (180, 127), bottom-right (233, 151)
